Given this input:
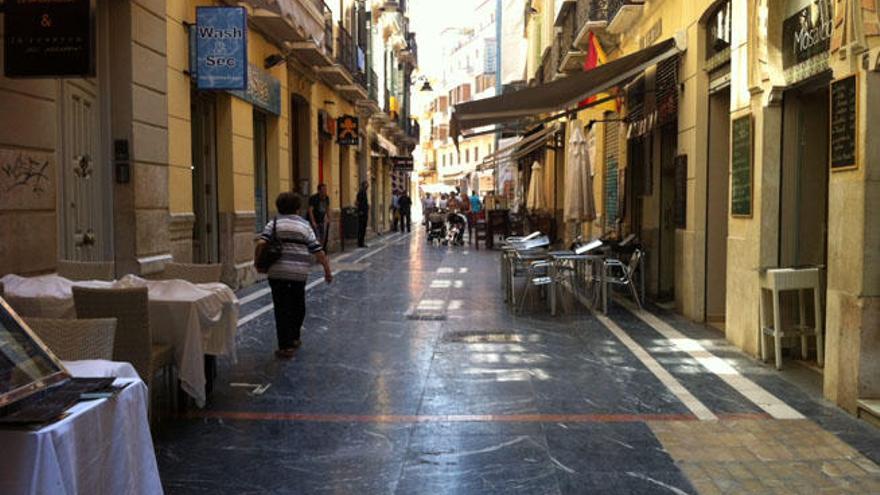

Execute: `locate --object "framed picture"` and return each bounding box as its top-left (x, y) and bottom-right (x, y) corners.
top-left (0, 297), bottom-right (70, 408)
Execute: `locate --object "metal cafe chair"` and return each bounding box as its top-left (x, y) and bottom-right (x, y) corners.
top-left (518, 259), bottom-right (555, 314)
top-left (603, 248), bottom-right (644, 309)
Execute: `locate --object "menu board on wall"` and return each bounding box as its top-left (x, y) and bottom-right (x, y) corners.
top-left (730, 115), bottom-right (753, 217)
top-left (830, 74), bottom-right (858, 171)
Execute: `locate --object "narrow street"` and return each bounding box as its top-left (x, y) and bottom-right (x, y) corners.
top-left (155, 232), bottom-right (880, 494)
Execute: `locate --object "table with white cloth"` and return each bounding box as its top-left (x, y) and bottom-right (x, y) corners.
top-left (0, 273), bottom-right (240, 407)
top-left (0, 376), bottom-right (163, 495)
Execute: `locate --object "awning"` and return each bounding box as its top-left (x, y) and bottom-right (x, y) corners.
top-left (451, 34), bottom-right (686, 142)
top-left (478, 124), bottom-right (559, 170)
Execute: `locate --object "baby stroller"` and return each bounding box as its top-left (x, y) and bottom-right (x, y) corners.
top-left (445, 212), bottom-right (468, 246)
top-left (426, 209), bottom-right (447, 245)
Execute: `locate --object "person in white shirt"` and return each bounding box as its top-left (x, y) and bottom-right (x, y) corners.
top-left (438, 194), bottom-right (448, 210)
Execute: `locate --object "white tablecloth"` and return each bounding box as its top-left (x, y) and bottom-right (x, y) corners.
top-left (62, 360), bottom-right (140, 379)
top-left (0, 378), bottom-right (163, 495)
top-left (1, 274), bottom-right (240, 407)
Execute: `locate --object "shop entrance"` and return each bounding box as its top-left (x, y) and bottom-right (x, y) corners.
top-left (190, 92), bottom-right (219, 263)
top-left (780, 81), bottom-right (830, 269)
top-left (291, 94), bottom-right (311, 196)
top-left (657, 124), bottom-right (678, 302)
top-left (59, 3), bottom-right (112, 262)
top-left (705, 87), bottom-right (731, 326)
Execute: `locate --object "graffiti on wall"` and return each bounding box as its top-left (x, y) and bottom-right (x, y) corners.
top-left (0, 150), bottom-right (50, 195)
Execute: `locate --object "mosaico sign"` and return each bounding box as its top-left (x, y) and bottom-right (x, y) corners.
top-left (782, 0), bottom-right (833, 69)
top-left (3, 0), bottom-right (96, 78)
top-left (195, 6), bottom-right (247, 90)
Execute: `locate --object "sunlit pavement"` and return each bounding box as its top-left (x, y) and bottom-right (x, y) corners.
top-left (155, 232), bottom-right (880, 494)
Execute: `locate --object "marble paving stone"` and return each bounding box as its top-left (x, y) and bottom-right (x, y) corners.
top-left (153, 231), bottom-right (880, 495)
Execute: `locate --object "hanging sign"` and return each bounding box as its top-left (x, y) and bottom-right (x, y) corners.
top-left (337, 115), bottom-right (360, 146)
top-left (392, 156), bottom-right (414, 172)
top-left (195, 6), bottom-right (247, 90)
top-left (3, 0), bottom-right (96, 78)
top-left (830, 74), bottom-right (858, 171)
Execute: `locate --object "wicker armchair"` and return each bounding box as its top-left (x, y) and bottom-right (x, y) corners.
top-left (160, 262), bottom-right (223, 284)
top-left (57, 260), bottom-right (116, 281)
top-left (25, 317), bottom-right (117, 361)
top-left (72, 286), bottom-right (174, 406)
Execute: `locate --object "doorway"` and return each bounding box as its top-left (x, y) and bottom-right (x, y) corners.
top-left (780, 82), bottom-right (830, 268)
top-left (705, 87), bottom-right (731, 326)
top-left (191, 92), bottom-right (219, 263)
top-left (657, 124), bottom-right (678, 301)
top-left (291, 94), bottom-right (311, 196)
top-left (59, 2), bottom-right (112, 262)
top-left (253, 111), bottom-right (269, 231)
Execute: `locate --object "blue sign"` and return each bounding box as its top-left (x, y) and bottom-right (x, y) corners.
top-left (230, 64), bottom-right (282, 116)
top-left (195, 7), bottom-right (247, 90)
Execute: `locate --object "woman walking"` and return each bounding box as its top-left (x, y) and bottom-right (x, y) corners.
top-left (255, 192), bottom-right (333, 359)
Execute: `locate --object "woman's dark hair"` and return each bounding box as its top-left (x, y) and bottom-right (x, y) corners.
top-left (276, 192), bottom-right (303, 215)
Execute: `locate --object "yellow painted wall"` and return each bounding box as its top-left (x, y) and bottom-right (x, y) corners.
top-left (167, 0), bottom-right (290, 221)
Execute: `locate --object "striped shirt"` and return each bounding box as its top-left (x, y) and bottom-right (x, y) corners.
top-left (257, 215), bottom-right (323, 281)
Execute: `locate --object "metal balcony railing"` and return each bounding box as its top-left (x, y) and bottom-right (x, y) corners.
top-left (584, 0), bottom-right (609, 25)
top-left (606, 0), bottom-right (639, 25)
top-left (320, 2), bottom-right (334, 58)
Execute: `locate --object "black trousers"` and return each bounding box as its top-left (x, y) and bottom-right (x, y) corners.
top-left (357, 212), bottom-right (368, 246)
top-left (400, 210), bottom-right (411, 232)
top-left (269, 278), bottom-right (306, 349)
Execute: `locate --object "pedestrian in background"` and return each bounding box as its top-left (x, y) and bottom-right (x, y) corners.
top-left (398, 190), bottom-right (412, 233)
top-left (255, 192), bottom-right (332, 359)
top-left (470, 190), bottom-right (483, 215)
top-left (356, 181), bottom-right (370, 248)
top-left (308, 183), bottom-right (330, 250)
top-left (423, 194), bottom-right (435, 226)
top-left (391, 189), bottom-right (401, 232)
top-left (438, 193), bottom-right (448, 210)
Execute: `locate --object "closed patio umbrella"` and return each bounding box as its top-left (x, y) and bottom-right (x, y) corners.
top-left (564, 121), bottom-right (597, 225)
top-left (526, 162), bottom-right (545, 211)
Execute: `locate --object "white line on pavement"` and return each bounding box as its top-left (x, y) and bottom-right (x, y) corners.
top-left (559, 283), bottom-right (716, 420)
top-left (617, 299), bottom-right (804, 420)
top-left (594, 312), bottom-right (718, 421)
top-left (237, 232), bottom-right (410, 327)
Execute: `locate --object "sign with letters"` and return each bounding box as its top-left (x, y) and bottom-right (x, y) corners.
top-left (4, 0), bottom-right (96, 77)
top-left (782, 0), bottom-right (832, 69)
top-left (830, 75), bottom-right (858, 171)
top-left (337, 115), bottom-right (360, 146)
top-left (730, 115), bottom-right (753, 217)
top-left (392, 156), bottom-right (414, 172)
top-left (195, 7), bottom-right (247, 90)
top-left (229, 64), bottom-right (281, 116)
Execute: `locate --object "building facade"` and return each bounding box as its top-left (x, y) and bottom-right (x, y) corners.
top-left (503, 0), bottom-right (879, 416)
top-left (416, 0), bottom-right (527, 194)
top-left (0, 0), bottom-right (417, 288)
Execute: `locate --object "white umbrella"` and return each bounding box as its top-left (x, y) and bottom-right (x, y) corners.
top-left (564, 121), bottom-right (597, 224)
top-left (526, 162), bottom-right (545, 211)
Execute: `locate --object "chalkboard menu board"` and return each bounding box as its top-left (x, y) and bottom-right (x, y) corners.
top-left (830, 75), bottom-right (858, 170)
top-left (730, 115), bottom-right (752, 217)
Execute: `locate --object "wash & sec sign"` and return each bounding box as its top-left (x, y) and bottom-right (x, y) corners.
top-left (195, 6), bottom-right (247, 90)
